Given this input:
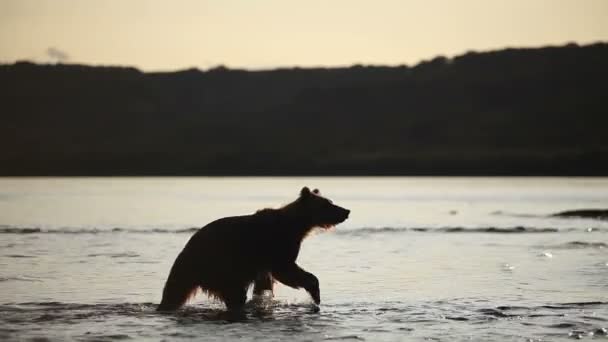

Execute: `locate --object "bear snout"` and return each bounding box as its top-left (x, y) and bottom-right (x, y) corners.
top-left (343, 209), bottom-right (350, 219)
top-left (337, 208), bottom-right (350, 222)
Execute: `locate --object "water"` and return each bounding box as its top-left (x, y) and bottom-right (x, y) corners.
top-left (1, 177), bottom-right (607, 341)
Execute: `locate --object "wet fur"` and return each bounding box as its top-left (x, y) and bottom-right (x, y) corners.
top-left (157, 187), bottom-right (350, 311)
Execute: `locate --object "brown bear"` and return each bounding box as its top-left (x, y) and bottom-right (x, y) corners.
top-left (157, 187), bottom-right (350, 311)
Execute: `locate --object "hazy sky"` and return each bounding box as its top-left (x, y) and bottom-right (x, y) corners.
top-left (1, 0), bottom-right (607, 71)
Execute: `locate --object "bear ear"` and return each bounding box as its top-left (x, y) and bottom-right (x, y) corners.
top-left (312, 188), bottom-right (320, 195)
top-left (300, 186), bottom-right (311, 197)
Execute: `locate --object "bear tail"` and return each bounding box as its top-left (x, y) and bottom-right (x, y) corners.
top-left (157, 252), bottom-right (199, 311)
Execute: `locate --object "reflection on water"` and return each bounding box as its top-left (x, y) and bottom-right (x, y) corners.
top-left (0, 177), bottom-right (607, 341)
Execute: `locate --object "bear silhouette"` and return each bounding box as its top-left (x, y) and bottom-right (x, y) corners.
top-left (157, 187), bottom-right (350, 311)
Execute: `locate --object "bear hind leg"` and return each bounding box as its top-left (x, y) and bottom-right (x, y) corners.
top-left (253, 272), bottom-right (275, 297)
top-left (157, 281), bottom-right (199, 311)
top-left (220, 287), bottom-right (248, 312)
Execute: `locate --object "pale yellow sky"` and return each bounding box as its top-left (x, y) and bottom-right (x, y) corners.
top-left (1, 0), bottom-right (607, 71)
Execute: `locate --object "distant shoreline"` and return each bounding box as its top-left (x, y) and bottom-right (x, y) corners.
top-left (2, 42), bottom-right (607, 177)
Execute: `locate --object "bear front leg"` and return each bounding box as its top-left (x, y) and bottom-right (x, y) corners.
top-left (253, 272), bottom-right (275, 297)
top-left (272, 263), bottom-right (320, 304)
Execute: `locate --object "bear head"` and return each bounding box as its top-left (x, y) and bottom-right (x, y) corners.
top-left (298, 186), bottom-right (350, 229)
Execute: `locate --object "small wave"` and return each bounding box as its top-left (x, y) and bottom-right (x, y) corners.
top-left (336, 226), bottom-right (570, 235)
top-left (477, 308), bottom-right (517, 318)
top-left (82, 334), bottom-right (132, 341)
top-left (111, 227), bottom-right (199, 234)
top-left (0, 226), bottom-right (200, 235)
top-left (86, 252), bottom-right (140, 258)
top-left (497, 301), bottom-right (608, 311)
top-left (475, 301), bottom-right (608, 330)
top-left (563, 241), bottom-right (607, 248)
top-left (477, 301), bottom-right (608, 338)
top-left (490, 210), bottom-right (544, 219)
top-left (551, 209), bottom-right (608, 220)
top-left (324, 335), bottom-right (365, 341)
top-left (437, 226), bottom-right (559, 233)
top-left (335, 227), bottom-right (410, 235)
top-left (0, 276), bottom-right (42, 283)
top-left (493, 209), bottom-right (608, 223)
top-left (537, 241), bottom-right (608, 250)
top-left (1, 225), bottom-right (605, 236)
top-left (3, 254), bottom-right (36, 258)
top-left (0, 227), bottom-right (42, 234)
top-left (0, 302), bottom-right (158, 315)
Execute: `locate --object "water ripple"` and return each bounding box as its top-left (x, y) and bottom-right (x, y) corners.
top-left (1, 300), bottom-right (605, 341)
top-left (2, 225), bottom-right (605, 235)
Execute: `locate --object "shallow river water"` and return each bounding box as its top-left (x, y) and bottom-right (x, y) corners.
top-left (1, 177), bottom-right (607, 341)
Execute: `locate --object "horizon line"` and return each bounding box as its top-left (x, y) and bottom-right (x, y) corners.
top-left (2, 40), bottom-right (606, 74)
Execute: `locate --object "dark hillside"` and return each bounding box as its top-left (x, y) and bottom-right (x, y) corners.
top-left (1, 43), bottom-right (607, 175)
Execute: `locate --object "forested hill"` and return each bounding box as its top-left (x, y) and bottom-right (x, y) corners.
top-left (1, 43), bottom-right (607, 176)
